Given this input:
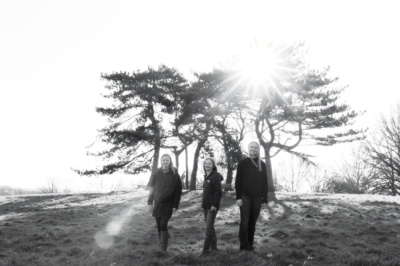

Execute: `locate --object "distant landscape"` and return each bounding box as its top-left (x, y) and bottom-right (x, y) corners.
top-left (1, 190), bottom-right (400, 266)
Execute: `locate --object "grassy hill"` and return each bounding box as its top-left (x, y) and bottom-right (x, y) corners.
top-left (0, 190), bottom-right (399, 266)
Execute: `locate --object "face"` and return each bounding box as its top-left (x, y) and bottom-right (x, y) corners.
top-left (204, 159), bottom-right (214, 172)
top-left (248, 143), bottom-right (259, 156)
top-left (161, 156), bottom-right (171, 169)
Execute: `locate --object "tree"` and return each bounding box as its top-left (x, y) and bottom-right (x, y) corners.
top-left (340, 144), bottom-right (376, 194)
top-left (274, 154), bottom-right (310, 192)
top-left (75, 65), bottom-right (188, 176)
top-left (175, 71), bottom-right (220, 190)
top-left (212, 110), bottom-right (246, 185)
top-left (324, 176), bottom-right (361, 194)
top-left (208, 70), bottom-right (247, 185)
top-left (226, 41), bottom-right (366, 201)
top-left (186, 70), bottom-right (247, 188)
top-left (364, 103), bottom-right (400, 195)
top-left (306, 165), bottom-right (329, 193)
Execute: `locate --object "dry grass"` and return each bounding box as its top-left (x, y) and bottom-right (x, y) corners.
top-left (1, 191), bottom-right (400, 266)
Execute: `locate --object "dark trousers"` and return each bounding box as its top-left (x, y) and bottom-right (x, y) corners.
top-left (155, 216), bottom-right (170, 232)
top-left (203, 209), bottom-right (218, 251)
top-left (239, 195), bottom-right (262, 250)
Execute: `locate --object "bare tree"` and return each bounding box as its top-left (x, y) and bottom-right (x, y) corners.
top-left (364, 103), bottom-right (400, 195)
top-left (274, 154), bottom-right (311, 192)
top-left (306, 165), bottom-right (330, 193)
top-left (340, 144), bottom-right (376, 193)
top-left (39, 178), bottom-right (61, 194)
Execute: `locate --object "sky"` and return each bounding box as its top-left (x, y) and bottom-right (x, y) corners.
top-left (1, 0), bottom-right (399, 191)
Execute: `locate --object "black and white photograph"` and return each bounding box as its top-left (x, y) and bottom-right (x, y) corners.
top-left (1, 1), bottom-right (399, 265)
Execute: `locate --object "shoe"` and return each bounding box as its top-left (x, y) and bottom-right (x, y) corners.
top-left (199, 250), bottom-right (210, 256)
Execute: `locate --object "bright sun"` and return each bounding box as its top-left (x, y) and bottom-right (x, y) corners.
top-left (233, 41), bottom-right (287, 97)
top-left (240, 47), bottom-right (278, 87)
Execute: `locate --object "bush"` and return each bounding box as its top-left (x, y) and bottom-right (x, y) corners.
top-left (324, 178), bottom-right (362, 194)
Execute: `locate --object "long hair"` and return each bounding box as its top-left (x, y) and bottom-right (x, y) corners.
top-left (248, 141), bottom-right (262, 171)
top-left (203, 157), bottom-right (217, 175)
top-left (160, 154), bottom-right (175, 174)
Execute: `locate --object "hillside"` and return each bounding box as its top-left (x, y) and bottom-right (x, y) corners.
top-left (0, 191), bottom-right (399, 266)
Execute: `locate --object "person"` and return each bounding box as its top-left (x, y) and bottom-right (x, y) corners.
top-left (235, 142), bottom-right (268, 251)
top-left (200, 158), bottom-right (224, 255)
top-left (147, 154), bottom-right (182, 252)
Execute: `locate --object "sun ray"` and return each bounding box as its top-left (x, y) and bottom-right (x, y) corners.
top-left (219, 41), bottom-right (298, 108)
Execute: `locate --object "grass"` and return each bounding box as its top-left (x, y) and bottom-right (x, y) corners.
top-left (1, 191), bottom-right (400, 265)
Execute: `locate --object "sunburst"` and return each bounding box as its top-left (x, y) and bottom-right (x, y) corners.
top-left (222, 41), bottom-right (292, 102)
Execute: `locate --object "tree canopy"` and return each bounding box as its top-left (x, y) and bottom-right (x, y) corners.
top-left (77, 42), bottom-right (366, 197)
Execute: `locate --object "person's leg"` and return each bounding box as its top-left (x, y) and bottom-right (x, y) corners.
top-left (202, 209), bottom-right (217, 254)
top-left (248, 197), bottom-right (262, 250)
top-left (239, 195), bottom-right (251, 250)
top-left (155, 217), bottom-right (162, 244)
top-left (160, 216), bottom-right (170, 252)
top-left (209, 211), bottom-right (218, 251)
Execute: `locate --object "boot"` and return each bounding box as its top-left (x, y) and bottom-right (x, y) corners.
top-left (210, 229), bottom-right (218, 251)
top-left (161, 231), bottom-right (169, 252)
top-left (157, 231), bottom-right (161, 247)
top-left (200, 236), bottom-right (211, 256)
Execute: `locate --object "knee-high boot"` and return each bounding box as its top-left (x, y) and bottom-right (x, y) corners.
top-left (210, 229), bottom-right (218, 251)
top-left (161, 231), bottom-right (169, 252)
top-left (200, 235), bottom-right (211, 256)
top-left (157, 231), bottom-right (161, 247)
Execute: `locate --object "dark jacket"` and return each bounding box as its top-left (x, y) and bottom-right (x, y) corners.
top-left (235, 157), bottom-right (268, 203)
top-left (147, 167), bottom-right (182, 217)
top-left (202, 170), bottom-right (223, 210)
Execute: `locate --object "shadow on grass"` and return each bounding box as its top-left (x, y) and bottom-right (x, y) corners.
top-left (1, 191), bottom-right (400, 265)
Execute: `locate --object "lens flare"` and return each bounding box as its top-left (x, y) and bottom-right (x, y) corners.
top-left (94, 207), bottom-right (137, 249)
top-left (95, 231), bottom-right (115, 249)
top-left (222, 41), bottom-right (293, 103)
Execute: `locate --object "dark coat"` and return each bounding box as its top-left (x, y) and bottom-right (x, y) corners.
top-left (235, 157), bottom-right (268, 203)
top-left (147, 167), bottom-right (182, 218)
top-left (202, 170), bottom-right (223, 210)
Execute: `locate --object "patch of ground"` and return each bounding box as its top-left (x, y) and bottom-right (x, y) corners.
top-left (0, 191), bottom-right (399, 265)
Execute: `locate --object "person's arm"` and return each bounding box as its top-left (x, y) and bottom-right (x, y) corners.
top-left (262, 162), bottom-right (268, 204)
top-left (147, 173), bottom-right (156, 206)
top-left (173, 172), bottom-right (183, 211)
top-left (235, 161), bottom-right (244, 200)
top-left (211, 174), bottom-right (222, 210)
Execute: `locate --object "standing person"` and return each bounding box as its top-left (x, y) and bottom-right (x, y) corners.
top-left (200, 158), bottom-right (223, 256)
top-left (148, 154), bottom-right (182, 252)
top-left (235, 142), bottom-right (268, 251)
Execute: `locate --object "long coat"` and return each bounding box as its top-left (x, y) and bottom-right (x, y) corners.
top-left (147, 167), bottom-right (182, 218)
top-left (202, 170), bottom-right (223, 210)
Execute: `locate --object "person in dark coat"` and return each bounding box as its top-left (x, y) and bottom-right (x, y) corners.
top-left (235, 141), bottom-right (268, 251)
top-left (147, 154), bottom-right (182, 252)
top-left (200, 157), bottom-right (223, 255)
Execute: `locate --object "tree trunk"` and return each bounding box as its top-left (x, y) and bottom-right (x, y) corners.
top-left (263, 148), bottom-right (277, 202)
top-left (226, 166), bottom-right (233, 185)
top-left (152, 136), bottom-right (161, 173)
top-left (190, 140), bottom-right (206, 190)
top-left (173, 147), bottom-right (179, 171)
top-left (185, 146), bottom-right (189, 189)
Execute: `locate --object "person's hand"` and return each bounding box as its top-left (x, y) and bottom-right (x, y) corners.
top-left (211, 206), bottom-right (217, 212)
top-left (173, 208), bottom-right (177, 213)
top-left (262, 198), bottom-right (268, 205)
top-left (236, 199), bottom-right (243, 207)
top-left (148, 205), bottom-right (153, 214)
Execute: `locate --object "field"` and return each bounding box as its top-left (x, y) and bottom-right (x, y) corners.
top-left (1, 190), bottom-right (400, 266)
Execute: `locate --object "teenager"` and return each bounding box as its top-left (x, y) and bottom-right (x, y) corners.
top-left (147, 154), bottom-right (182, 252)
top-left (235, 142), bottom-right (268, 251)
top-left (200, 158), bottom-right (223, 255)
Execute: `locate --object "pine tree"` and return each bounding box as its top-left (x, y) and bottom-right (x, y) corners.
top-left (225, 42), bottom-right (366, 201)
top-left (75, 65), bottom-right (188, 176)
